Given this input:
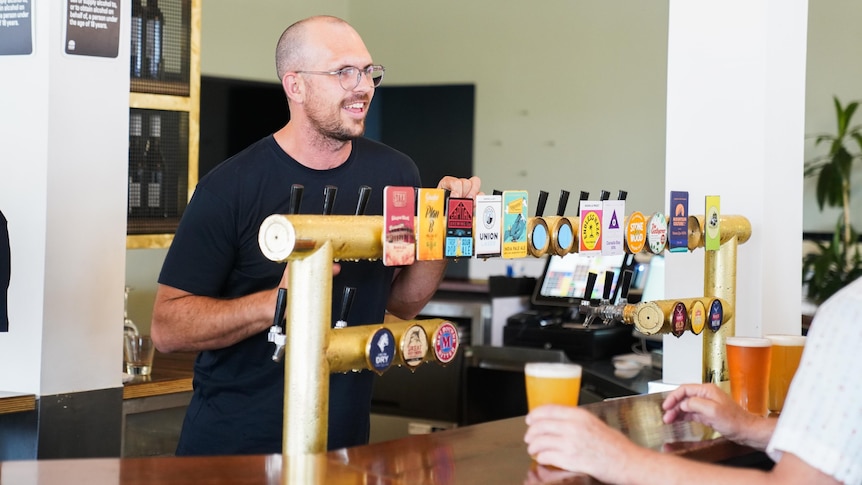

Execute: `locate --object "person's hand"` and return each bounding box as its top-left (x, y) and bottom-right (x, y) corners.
top-left (524, 405), bottom-right (637, 477)
top-left (437, 176), bottom-right (481, 199)
top-left (662, 383), bottom-right (770, 449)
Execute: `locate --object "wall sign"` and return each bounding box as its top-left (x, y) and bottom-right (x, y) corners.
top-left (0, 0), bottom-right (33, 56)
top-left (65, 0), bottom-right (120, 58)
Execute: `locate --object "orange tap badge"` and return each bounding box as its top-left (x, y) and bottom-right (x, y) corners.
top-left (624, 211), bottom-right (646, 254)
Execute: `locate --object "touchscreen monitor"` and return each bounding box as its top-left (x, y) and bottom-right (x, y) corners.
top-left (531, 252), bottom-right (634, 308)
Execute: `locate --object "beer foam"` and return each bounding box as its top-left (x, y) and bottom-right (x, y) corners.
top-left (725, 336), bottom-right (771, 348)
top-left (524, 362), bottom-right (582, 379)
top-left (764, 334), bottom-right (806, 346)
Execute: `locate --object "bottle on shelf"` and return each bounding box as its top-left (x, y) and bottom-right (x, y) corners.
top-left (144, 114), bottom-right (166, 217)
top-left (128, 112), bottom-right (146, 217)
top-left (144, 0), bottom-right (164, 80)
top-left (130, 0), bottom-right (144, 78)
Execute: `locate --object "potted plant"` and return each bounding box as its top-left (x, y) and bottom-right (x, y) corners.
top-left (802, 96), bottom-right (862, 304)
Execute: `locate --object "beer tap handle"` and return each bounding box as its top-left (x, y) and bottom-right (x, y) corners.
top-left (602, 270), bottom-right (614, 301)
top-left (600, 190), bottom-right (611, 201)
top-left (578, 191), bottom-right (589, 213)
top-left (323, 185), bottom-right (338, 215)
top-left (535, 190), bottom-right (548, 217)
top-left (556, 190), bottom-right (570, 216)
top-left (289, 184), bottom-right (304, 214)
top-left (618, 269), bottom-right (633, 304)
top-left (334, 287), bottom-right (356, 329)
top-left (617, 190), bottom-right (628, 201)
top-left (268, 288), bottom-right (288, 362)
top-left (355, 185), bottom-right (371, 216)
top-left (580, 272), bottom-right (598, 326)
top-left (493, 189), bottom-right (503, 196)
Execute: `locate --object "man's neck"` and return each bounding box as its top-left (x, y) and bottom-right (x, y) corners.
top-left (273, 123), bottom-right (353, 170)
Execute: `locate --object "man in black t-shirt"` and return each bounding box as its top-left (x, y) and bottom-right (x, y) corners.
top-left (151, 15), bottom-right (480, 455)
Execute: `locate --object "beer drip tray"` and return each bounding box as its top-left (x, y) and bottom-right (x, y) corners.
top-left (503, 317), bottom-right (635, 360)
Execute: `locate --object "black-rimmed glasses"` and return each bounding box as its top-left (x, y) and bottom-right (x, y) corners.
top-left (295, 65), bottom-right (385, 90)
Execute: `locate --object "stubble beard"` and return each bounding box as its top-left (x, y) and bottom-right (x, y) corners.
top-left (306, 93), bottom-right (367, 145)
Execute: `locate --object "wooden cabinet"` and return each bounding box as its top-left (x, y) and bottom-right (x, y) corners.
top-left (126, 0), bottom-right (200, 249)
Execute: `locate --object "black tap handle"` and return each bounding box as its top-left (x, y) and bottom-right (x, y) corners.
top-left (273, 288), bottom-right (287, 329)
top-left (602, 270), bottom-right (614, 300)
top-left (617, 190), bottom-right (628, 201)
top-left (582, 272), bottom-right (598, 301)
top-left (556, 190), bottom-right (570, 216)
top-left (289, 184), bottom-right (304, 214)
top-left (323, 185), bottom-right (337, 215)
top-left (618, 269), bottom-right (633, 302)
top-left (535, 190), bottom-right (548, 217)
top-left (339, 287), bottom-right (356, 323)
top-left (355, 185), bottom-right (371, 215)
top-left (493, 189), bottom-right (503, 196)
top-left (578, 191), bottom-right (589, 212)
top-left (600, 190), bottom-right (611, 201)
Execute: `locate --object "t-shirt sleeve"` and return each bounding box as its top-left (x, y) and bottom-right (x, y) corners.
top-left (158, 185), bottom-right (238, 297)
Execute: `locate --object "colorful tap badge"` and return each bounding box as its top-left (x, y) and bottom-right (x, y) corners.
top-left (445, 197), bottom-right (474, 258)
top-left (646, 212), bottom-right (668, 254)
top-left (400, 325), bottom-right (429, 368)
top-left (579, 200), bottom-right (603, 255)
top-left (382, 186), bottom-right (416, 266)
top-left (433, 321), bottom-right (459, 365)
top-left (502, 190), bottom-right (528, 259)
top-left (601, 199), bottom-right (625, 256)
top-left (474, 195), bottom-right (502, 258)
top-left (705, 195), bottom-right (721, 251)
top-left (707, 298), bottom-right (724, 332)
top-left (416, 188), bottom-right (446, 261)
top-left (624, 211), bottom-right (646, 254)
top-left (671, 301), bottom-right (688, 337)
top-left (366, 328), bottom-right (396, 375)
top-left (689, 300), bottom-right (706, 335)
top-left (669, 191), bottom-right (689, 253)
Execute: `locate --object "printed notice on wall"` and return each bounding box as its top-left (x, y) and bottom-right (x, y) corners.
top-left (0, 0), bottom-right (33, 56)
top-left (65, 0), bottom-right (120, 58)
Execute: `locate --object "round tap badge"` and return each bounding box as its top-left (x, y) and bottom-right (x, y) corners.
top-left (580, 211), bottom-right (601, 251)
top-left (624, 211), bottom-right (646, 254)
top-left (366, 328), bottom-right (396, 375)
top-left (433, 322), bottom-right (459, 364)
top-left (689, 300), bottom-right (706, 335)
top-left (646, 212), bottom-right (668, 254)
top-left (707, 299), bottom-right (724, 332)
top-left (400, 325), bottom-right (429, 367)
top-left (671, 301), bottom-right (687, 337)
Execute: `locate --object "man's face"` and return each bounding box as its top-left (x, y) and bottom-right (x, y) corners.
top-left (304, 76), bottom-right (373, 142)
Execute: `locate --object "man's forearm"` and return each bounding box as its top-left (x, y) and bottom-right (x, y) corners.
top-left (386, 260), bottom-right (448, 320)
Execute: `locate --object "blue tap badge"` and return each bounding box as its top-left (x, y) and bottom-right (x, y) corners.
top-left (367, 328), bottom-right (396, 374)
top-left (708, 299), bottom-right (724, 332)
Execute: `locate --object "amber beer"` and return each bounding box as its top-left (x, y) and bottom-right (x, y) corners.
top-left (726, 337), bottom-right (772, 416)
top-left (766, 335), bottom-right (806, 414)
top-left (524, 362), bottom-right (582, 411)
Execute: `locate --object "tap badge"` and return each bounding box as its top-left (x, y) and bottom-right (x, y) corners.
top-left (433, 322), bottom-right (459, 364)
top-left (367, 328), bottom-right (396, 374)
top-left (671, 301), bottom-right (687, 337)
top-left (689, 300), bottom-right (706, 335)
top-left (707, 299), bottom-right (723, 332)
top-left (401, 325), bottom-right (429, 367)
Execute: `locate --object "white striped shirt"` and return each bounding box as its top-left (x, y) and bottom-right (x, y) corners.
top-left (767, 278), bottom-right (862, 484)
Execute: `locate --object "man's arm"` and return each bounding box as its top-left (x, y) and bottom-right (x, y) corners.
top-left (386, 176), bottom-right (481, 319)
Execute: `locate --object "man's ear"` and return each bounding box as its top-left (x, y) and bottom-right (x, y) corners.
top-left (282, 72), bottom-right (304, 103)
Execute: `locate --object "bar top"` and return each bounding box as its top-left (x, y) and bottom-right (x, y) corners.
top-left (0, 391), bottom-right (36, 415)
top-left (0, 391), bottom-right (757, 484)
top-left (122, 351), bottom-right (196, 399)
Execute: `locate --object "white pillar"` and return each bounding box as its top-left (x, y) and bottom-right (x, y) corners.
top-left (0, 1), bottom-right (129, 395)
top-left (662, 0), bottom-right (808, 385)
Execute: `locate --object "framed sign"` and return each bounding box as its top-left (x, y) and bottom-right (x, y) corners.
top-left (64, 0), bottom-right (121, 58)
top-left (0, 0), bottom-right (33, 56)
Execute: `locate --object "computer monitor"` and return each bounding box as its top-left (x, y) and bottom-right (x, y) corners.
top-left (531, 252), bottom-right (636, 308)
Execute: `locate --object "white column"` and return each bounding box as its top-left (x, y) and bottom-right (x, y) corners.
top-left (661, 0), bottom-right (808, 385)
top-left (0, 1), bottom-right (129, 394)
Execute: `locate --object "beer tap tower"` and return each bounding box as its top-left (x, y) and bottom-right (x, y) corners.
top-left (258, 183), bottom-right (751, 456)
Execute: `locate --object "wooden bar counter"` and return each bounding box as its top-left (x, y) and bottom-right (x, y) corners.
top-left (1, 391), bottom-right (762, 484)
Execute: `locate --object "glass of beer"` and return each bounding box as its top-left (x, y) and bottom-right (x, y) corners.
top-left (725, 336), bottom-right (772, 416)
top-left (524, 362), bottom-right (582, 411)
top-left (765, 334), bottom-right (806, 414)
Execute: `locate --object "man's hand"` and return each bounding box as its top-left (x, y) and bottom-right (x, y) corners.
top-left (437, 175), bottom-right (481, 198)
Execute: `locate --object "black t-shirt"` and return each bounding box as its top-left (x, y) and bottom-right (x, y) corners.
top-left (159, 135), bottom-right (420, 455)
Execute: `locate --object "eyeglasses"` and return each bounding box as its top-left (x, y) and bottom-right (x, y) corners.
top-left (295, 65), bottom-right (385, 90)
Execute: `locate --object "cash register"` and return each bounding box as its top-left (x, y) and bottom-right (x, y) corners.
top-left (503, 252), bottom-right (648, 360)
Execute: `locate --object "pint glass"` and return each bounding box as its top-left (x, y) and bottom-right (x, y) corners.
top-left (524, 362), bottom-right (582, 411)
top-left (725, 337), bottom-right (772, 416)
top-left (765, 335), bottom-right (806, 414)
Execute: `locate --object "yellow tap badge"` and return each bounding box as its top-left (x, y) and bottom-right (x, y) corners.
top-left (579, 200), bottom-right (602, 255)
